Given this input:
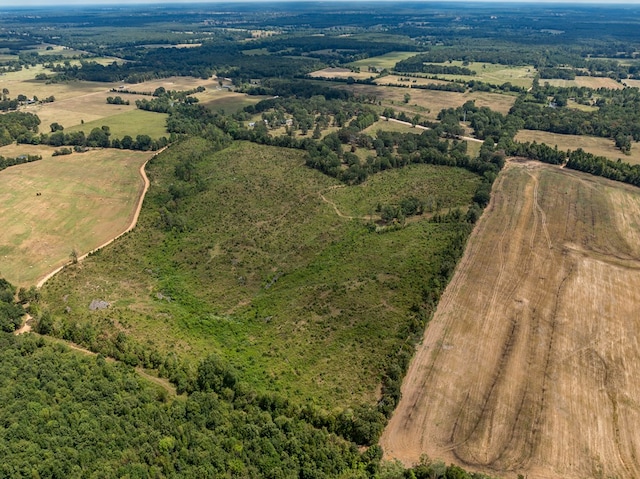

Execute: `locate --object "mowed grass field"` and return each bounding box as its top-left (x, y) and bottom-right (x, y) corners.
top-left (516, 129), bottom-right (640, 165)
top-left (40, 139), bottom-right (480, 408)
top-left (543, 76), bottom-right (623, 89)
top-left (348, 51), bottom-right (418, 71)
top-left (308, 68), bottom-right (376, 81)
top-left (0, 145), bottom-right (153, 287)
top-left (416, 61), bottom-right (537, 89)
top-left (381, 161), bottom-right (640, 479)
top-left (66, 109), bottom-right (169, 140)
top-left (25, 90), bottom-right (153, 131)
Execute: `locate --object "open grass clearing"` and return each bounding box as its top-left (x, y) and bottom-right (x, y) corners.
top-left (324, 163), bottom-right (479, 217)
top-left (308, 68), bottom-right (376, 81)
top-left (395, 60), bottom-right (537, 88)
top-left (348, 51), bottom-right (418, 71)
top-left (23, 90), bottom-right (150, 130)
top-left (0, 146), bottom-right (153, 287)
top-left (374, 75), bottom-right (451, 88)
top-left (336, 83), bottom-right (517, 118)
top-left (199, 90), bottom-right (267, 113)
top-left (381, 160), bottom-right (640, 479)
top-left (543, 76), bottom-right (623, 89)
top-left (516, 129), bottom-right (640, 165)
top-left (40, 139), bottom-right (479, 408)
top-left (65, 109), bottom-right (168, 140)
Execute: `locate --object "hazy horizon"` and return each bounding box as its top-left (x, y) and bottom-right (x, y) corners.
top-left (3, 0), bottom-right (640, 6)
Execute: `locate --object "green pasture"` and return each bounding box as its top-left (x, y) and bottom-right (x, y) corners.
top-left (403, 60), bottom-right (537, 88)
top-left (66, 109), bottom-right (169, 140)
top-left (349, 51), bottom-right (418, 70)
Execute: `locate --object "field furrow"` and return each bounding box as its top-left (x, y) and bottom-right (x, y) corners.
top-left (381, 160), bottom-right (640, 479)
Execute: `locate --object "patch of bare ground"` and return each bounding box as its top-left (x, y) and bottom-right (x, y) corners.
top-left (380, 160), bottom-right (640, 479)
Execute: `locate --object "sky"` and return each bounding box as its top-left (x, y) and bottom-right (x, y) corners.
top-left (4, 0), bottom-right (640, 5)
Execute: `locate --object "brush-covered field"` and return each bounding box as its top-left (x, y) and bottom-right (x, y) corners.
top-left (39, 139), bottom-right (481, 408)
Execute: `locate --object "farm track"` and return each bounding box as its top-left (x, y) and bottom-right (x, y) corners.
top-left (380, 160), bottom-right (640, 479)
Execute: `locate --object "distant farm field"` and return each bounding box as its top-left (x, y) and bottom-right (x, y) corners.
top-left (66, 109), bottom-right (169, 140)
top-left (348, 51), bottom-right (418, 70)
top-left (396, 61), bottom-right (537, 89)
top-left (199, 90), bottom-right (267, 113)
top-left (516, 129), bottom-right (640, 165)
top-left (381, 160), bottom-right (640, 479)
top-left (0, 146), bottom-right (153, 287)
top-left (308, 68), bottom-right (376, 81)
top-left (544, 76), bottom-right (623, 89)
top-left (40, 139), bottom-right (479, 408)
top-left (338, 83), bottom-right (517, 118)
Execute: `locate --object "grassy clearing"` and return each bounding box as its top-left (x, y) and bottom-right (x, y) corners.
top-left (374, 75), bottom-right (451, 87)
top-left (325, 164), bottom-right (480, 217)
top-left (200, 91), bottom-right (267, 113)
top-left (65, 109), bottom-right (168, 139)
top-left (40, 139), bottom-right (479, 408)
top-left (25, 90), bottom-right (150, 130)
top-left (515, 129), bottom-right (640, 165)
top-left (416, 61), bottom-right (536, 88)
top-left (543, 77), bottom-right (623, 89)
top-left (308, 68), bottom-right (376, 81)
top-left (0, 146), bottom-right (153, 286)
top-left (348, 51), bottom-right (418, 70)
top-left (336, 83), bottom-right (517, 118)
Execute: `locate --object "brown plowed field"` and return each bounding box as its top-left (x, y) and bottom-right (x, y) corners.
top-left (380, 160), bottom-right (640, 479)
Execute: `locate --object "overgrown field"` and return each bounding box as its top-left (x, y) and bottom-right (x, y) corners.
top-left (40, 139), bottom-right (480, 408)
top-left (381, 160), bottom-right (640, 479)
top-left (0, 146), bottom-right (152, 286)
top-left (516, 129), bottom-right (640, 165)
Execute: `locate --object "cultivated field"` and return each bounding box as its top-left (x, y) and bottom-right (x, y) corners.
top-left (0, 146), bottom-right (153, 286)
top-left (381, 160), bottom-right (640, 479)
top-left (516, 129), bottom-right (640, 165)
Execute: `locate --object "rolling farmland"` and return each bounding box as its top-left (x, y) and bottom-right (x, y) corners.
top-left (381, 160), bottom-right (640, 479)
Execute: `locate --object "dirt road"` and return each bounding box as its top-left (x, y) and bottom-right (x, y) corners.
top-left (380, 160), bottom-right (640, 479)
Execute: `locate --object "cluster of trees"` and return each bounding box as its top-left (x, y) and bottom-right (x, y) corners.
top-left (0, 111), bottom-right (40, 147)
top-left (0, 153), bottom-right (42, 173)
top-left (0, 279), bottom-right (24, 333)
top-left (509, 87), bottom-right (640, 151)
top-left (18, 124), bottom-right (169, 152)
top-left (105, 95), bottom-right (130, 105)
top-left (395, 55), bottom-right (476, 75)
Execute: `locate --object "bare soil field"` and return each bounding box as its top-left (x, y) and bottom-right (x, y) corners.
top-left (381, 160), bottom-right (640, 479)
top-left (0, 146), bottom-right (154, 286)
top-left (516, 129), bottom-right (640, 165)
